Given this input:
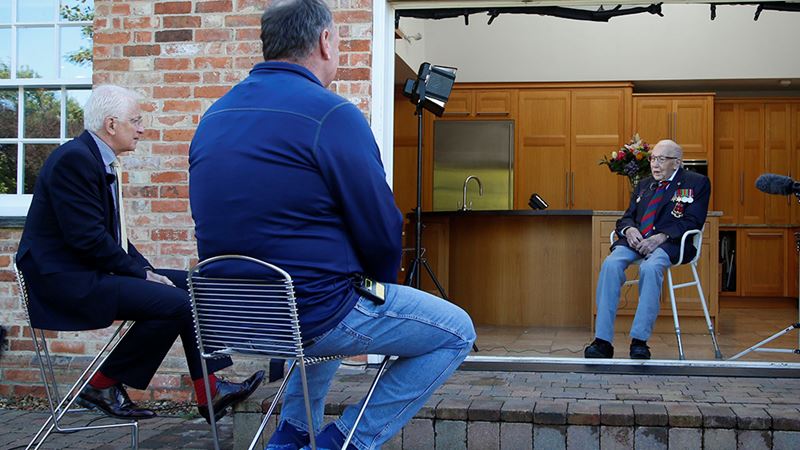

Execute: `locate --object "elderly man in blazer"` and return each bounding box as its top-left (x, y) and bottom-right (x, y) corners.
top-left (585, 139), bottom-right (710, 360)
top-left (16, 85), bottom-right (263, 422)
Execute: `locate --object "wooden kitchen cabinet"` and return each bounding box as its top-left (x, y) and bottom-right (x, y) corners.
top-left (740, 228), bottom-right (790, 297)
top-left (792, 104), bottom-right (800, 224)
top-left (440, 88), bottom-right (515, 118)
top-left (516, 86), bottom-right (630, 210)
top-left (633, 94), bottom-right (714, 160)
top-left (765, 103), bottom-right (793, 224)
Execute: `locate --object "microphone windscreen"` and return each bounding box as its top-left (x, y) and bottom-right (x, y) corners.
top-left (755, 173), bottom-right (794, 195)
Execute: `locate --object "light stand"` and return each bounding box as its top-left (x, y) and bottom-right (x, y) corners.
top-left (729, 192), bottom-right (800, 360)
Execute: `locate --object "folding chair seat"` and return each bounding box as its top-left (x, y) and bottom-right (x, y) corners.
top-left (188, 255), bottom-right (391, 450)
top-left (13, 263), bottom-right (139, 450)
top-left (609, 228), bottom-right (722, 360)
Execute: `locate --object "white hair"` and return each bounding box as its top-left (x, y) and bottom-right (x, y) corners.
top-left (654, 139), bottom-right (683, 158)
top-left (83, 85), bottom-right (142, 133)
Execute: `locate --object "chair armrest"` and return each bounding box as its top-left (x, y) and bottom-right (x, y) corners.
top-left (677, 229), bottom-right (702, 265)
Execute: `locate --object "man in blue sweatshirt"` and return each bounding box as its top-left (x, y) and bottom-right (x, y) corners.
top-left (188, 1), bottom-right (476, 449)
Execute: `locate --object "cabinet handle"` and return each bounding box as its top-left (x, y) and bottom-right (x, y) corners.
top-left (739, 173), bottom-right (744, 205)
top-left (673, 111), bottom-right (678, 140)
top-left (571, 172), bottom-right (575, 207)
top-left (789, 172), bottom-right (792, 206)
top-left (443, 111), bottom-right (470, 117)
top-left (476, 111), bottom-right (509, 116)
top-left (565, 172), bottom-right (569, 208)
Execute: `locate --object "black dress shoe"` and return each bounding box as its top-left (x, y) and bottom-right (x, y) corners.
top-left (584, 338), bottom-right (614, 358)
top-left (77, 384), bottom-right (156, 420)
top-left (198, 370), bottom-right (265, 424)
top-left (630, 339), bottom-right (651, 360)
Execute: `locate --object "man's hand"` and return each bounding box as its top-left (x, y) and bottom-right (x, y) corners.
top-left (146, 270), bottom-right (176, 287)
top-left (636, 233), bottom-right (668, 256)
top-left (624, 227), bottom-right (644, 248)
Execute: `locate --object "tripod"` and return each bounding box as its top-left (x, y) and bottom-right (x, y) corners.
top-left (729, 193), bottom-right (800, 360)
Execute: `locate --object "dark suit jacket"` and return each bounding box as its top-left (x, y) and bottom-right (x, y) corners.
top-left (16, 131), bottom-right (151, 331)
top-left (612, 167), bottom-right (711, 264)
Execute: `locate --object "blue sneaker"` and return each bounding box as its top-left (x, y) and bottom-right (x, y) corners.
top-left (300, 423), bottom-right (358, 450)
top-left (265, 421), bottom-right (310, 450)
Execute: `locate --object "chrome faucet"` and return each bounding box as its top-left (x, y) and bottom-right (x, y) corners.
top-left (460, 175), bottom-right (484, 211)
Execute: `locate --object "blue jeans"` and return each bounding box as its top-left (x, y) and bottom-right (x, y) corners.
top-left (595, 245), bottom-right (671, 343)
top-left (277, 283), bottom-right (476, 450)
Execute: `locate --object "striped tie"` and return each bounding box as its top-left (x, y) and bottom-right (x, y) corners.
top-left (639, 181), bottom-right (668, 237)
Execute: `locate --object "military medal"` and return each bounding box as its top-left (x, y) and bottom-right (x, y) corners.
top-left (671, 202), bottom-right (685, 218)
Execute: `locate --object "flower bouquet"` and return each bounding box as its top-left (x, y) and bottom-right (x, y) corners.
top-left (599, 134), bottom-right (651, 190)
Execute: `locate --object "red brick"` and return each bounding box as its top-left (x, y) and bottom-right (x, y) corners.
top-left (163, 100), bottom-right (201, 113)
top-left (94, 32), bottom-right (130, 44)
top-left (196, 29), bottom-right (232, 42)
top-left (154, 1), bottom-right (192, 14)
top-left (159, 185), bottom-right (188, 199)
top-left (196, 0), bottom-right (233, 13)
top-left (151, 229), bottom-right (189, 241)
top-left (194, 85), bottom-right (230, 98)
top-left (124, 17), bottom-right (152, 29)
top-left (126, 186), bottom-right (159, 198)
top-left (156, 115), bottom-right (189, 126)
top-left (50, 340), bottom-right (85, 354)
top-left (111, 3), bottom-right (131, 15)
top-left (4, 369), bottom-right (41, 383)
top-left (162, 129), bottom-right (195, 142)
top-left (152, 171), bottom-right (188, 184)
top-left (155, 58), bottom-right (191, 70)
top-left (152, 144), bottom-right (190, 156)
top-left (236, 28), bottom-right (261, 40)
top-left (15, 385), bottom-right (46, 396)
top-left (337, 67), bottom-right (370, 81)
top-left (151, 200), bottom-right (189, 213)
top-left (154, 86), bottom-right (192, 99)
top-left (164, 72), bottom-right (201, 83)
top-left (224, 15), bottom-right (260, 27)
top-left (234, 56), bottom-right (260, 70)
top-left (163, 16), bottom-right (201, 28)
top-left (134, 31), bottom-right (153, 43)
top-left (236, 0), bottom-right (265, 10)
top-left (160, 243), bottom-right (197, 256)
top-left (155, 29), bottom-right (193, 42)
top-left (193, 57), bottom-right (231, 69)
top-left (0, 270), bottom-right (15, 281)
top-left (0, 254), bottom-right (10, 267)
top-left (123, 45), bottom-right (161, 57)
top-left (94, 59), bottom-right (131, 71)
top-left (340, 39), bottom-right (371, 52)
top-left (334, 10), bottom-right (372, 23)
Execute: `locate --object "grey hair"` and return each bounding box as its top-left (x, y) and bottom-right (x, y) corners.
top-left (654, 139), bottom-right (683, 158)
top-left (83, 85), bottom-right (142, 133)
top-left (261, 0), bottom-right (333, 62)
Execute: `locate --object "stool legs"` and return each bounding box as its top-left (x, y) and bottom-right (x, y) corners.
top-left (668, 264), bottom-right (723, 361)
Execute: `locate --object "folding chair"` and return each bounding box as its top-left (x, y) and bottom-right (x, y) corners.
top-left (610, 227), bottom-right (722, 360)
top-left (188, 255), bottom-right (391, 450)
top-left (14, 263), bottom-right (139, 450)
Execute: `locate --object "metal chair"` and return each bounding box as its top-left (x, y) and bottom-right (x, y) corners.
top-left (13, 263), bottom-right (139, 450)
top-left (609, 228), bottom-right (723, 360)
top-left (188, 255), bottom-right (391, 450)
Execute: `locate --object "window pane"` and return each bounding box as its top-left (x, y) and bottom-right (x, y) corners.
top-left (0, 1), bottom-right (10, 23)
top-left (0, 28), bottom-right (9, 78)
top-left (24, 88), bottom-right (61, 138)
top-left (17, 0), bottom-right (56, 22)
top-left (60, 0), bottom-right (93, 22)
top-left (60, 26), bottom-right (91, 79)
top-left (0, 89), bottom-right (17, 138)
top-left (66, 89), bottom-right (89, 137)
top-left (24, 143), bottom-right (56, 193)
top-left (0, 143), bottom-right (17, 194)
top-left (18, 27), bottom-right (56, 79)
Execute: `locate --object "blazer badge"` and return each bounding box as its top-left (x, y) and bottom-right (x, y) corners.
top-left (670, 188), bottom-right (693, 218)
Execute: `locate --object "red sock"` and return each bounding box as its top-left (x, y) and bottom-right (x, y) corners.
top-left (89, 371), bottom-right (118, 389)
top-left (194, 374), bottom-right (218, 406)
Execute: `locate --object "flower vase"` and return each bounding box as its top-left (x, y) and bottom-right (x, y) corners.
top-left (627, 174), bottom-right (642, 192)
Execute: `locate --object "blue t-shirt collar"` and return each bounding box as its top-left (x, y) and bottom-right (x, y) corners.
top-left (251, 61), bottom-right (324, 87)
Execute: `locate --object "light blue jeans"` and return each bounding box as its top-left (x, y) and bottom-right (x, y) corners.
top-left (277, 283), bottom-right (476, 450)
top-left (595, 245), bottom-right (671, 343)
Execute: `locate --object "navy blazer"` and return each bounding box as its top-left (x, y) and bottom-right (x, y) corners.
top-left (612, 167), bottom-right (711, 264)
top-left (16, 131), bottom-right (151, 330)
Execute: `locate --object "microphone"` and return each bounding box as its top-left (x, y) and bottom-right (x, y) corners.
top-left (755, 173), bottom-right (800, 195)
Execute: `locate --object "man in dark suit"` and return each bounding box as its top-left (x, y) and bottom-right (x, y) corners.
top-left (16, 85), bottom-right (263, 422)
top-left (585, 139), bottom-right (710, 360)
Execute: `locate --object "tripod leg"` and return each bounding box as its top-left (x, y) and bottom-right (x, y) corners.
top-left (404, 257), bottom-right (420, 288)
top-left (420, 258), bottom-right (478, 353)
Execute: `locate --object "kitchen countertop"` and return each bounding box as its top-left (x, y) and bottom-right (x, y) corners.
top-left (420, 209), bottom-right (723, 217)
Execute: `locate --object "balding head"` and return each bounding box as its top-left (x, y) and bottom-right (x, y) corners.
top-left (649, 139), bottom-right (683, 181)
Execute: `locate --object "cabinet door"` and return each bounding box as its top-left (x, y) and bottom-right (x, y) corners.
top-left (674, 97), bottom-right (713, 158)
top-left (475, 90), bottom-right (513, 117)
top-left (714, 103), bottom-right (739, 224)
top-left (517, 90), bottom-right (571, 209)
top-left (441, 90), bottom-right (473, 117)
top-left (633, 97), bottom-right (671, 143)
top-left (393, 97), bottom-right (421, 218)
top-left (739, 104), bottom-right (766, 224)
top-left (765, 103), bottom-right (792, 224)
top-left (792, 104), bottom-right (800, 224)
top-left (740, 229), bottom-right (787, 296)
top-left (571, 89), bottom-right (626, 210)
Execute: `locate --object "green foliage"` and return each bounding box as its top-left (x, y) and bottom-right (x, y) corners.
top-left (61, 0), bottom-right (95, 66)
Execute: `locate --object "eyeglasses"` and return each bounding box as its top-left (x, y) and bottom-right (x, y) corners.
top-left (648, 155), bottom-right (679, 164)
top-left (111, 116), bottom-right (144, 127)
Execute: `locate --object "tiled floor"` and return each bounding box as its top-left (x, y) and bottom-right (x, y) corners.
top-left (474, 298), bottom-right (800, 362)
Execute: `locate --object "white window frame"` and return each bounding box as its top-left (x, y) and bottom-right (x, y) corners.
top-left (0, 0), bottom-right (93, 216)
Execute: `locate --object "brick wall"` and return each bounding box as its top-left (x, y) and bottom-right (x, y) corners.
top-left (0, 0), bottom-right (374, 402)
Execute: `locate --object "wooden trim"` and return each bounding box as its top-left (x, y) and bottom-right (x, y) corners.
top-left (633, 92), bottom-right (716, 98)
top-left (451, 81), bottom-right (635, 90)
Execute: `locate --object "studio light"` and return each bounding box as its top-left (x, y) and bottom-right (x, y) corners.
top-left (402, 63), bottom-right (457, 117)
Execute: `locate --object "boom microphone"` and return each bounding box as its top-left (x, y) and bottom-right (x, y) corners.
top-left (755, 173), bottom-right (800, 195)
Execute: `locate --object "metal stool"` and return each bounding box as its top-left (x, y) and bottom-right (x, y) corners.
top-left (188, 255), bottom-right (391, 450)
top-left (14, 263), bottom-right (139, 450)
top-left (610, 228), bottom-right (722, 360)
